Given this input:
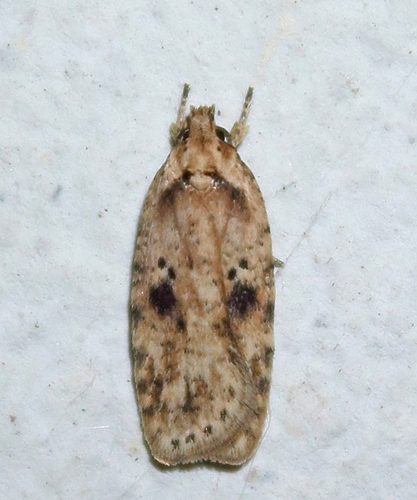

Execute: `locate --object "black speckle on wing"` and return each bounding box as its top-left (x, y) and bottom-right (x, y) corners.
top-left (131, 304), bottom-right (144, 326)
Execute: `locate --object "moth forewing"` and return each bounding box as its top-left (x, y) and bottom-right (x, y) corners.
top-left (131, 85), bottom-right (274, 465)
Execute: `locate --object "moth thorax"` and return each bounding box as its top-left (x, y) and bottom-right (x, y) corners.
top-left (188, 171), bottom-right (215, 190)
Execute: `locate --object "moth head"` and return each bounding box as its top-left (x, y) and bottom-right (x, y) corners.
top-left (174, 105), bottom-right (232, 146)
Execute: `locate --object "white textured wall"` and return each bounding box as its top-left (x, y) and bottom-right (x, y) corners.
top-left (1, 1), bottom-right (416, 499)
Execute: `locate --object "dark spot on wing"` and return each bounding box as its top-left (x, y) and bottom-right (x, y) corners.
top-left (158, 257), bottom-right (166, 269)
top-left (251, 355), bottom-right (262, 378)
top-left (137, 379), bottom-right (148, 394)
top-left (181, 378), bottom-right (200, 413)
top-left (142, 405), bottom-right (156, 416)
top-left (133, 347), bottom-right (147, 369)
top-left (204, 425), bottom-right (213, 435)
top-left (133, 262), bottom-right (144, 274)
top-left (239, 259), bottom-right (248, 269)
top-left (265, 300), bottom-right (274, 323)
top-left (176, 316), bottom-right (187, 332)
top-left (259, 376), bottom-right (270, 394)
top-left (131, 304), bottom-right (143, 326)
top-left (264, 346), bottom-right (274, 368)
top-left (168, 267), bottom-right (176, 280)
top-left (185, 433), bottom-right (195, 443)
top-left (151, 375), bottom-right (164, 402)
top-left (228, 267), bottom-right (237, 280)
top-left (227, 281), bottom-right (257, 318)
top-left (149, 280), bottom-right (176, 316)
top-left (231, 187), bottom-right (247, 210)
top-left (228, 346), bottom-right (241, 366)
top-left (161, 188), bottom-right (174, 206)
top-left (160, 180), bottom-right (184, 206)
top-left (213, 175), bottom-right (247, 211)
top-left (171, 439), bottom-right (180, 449)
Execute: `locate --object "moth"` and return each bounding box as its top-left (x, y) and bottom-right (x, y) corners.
top-left (131, 84), bottom-right (275, 465)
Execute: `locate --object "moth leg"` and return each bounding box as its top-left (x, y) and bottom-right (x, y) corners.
top-left (170, 83), bottom-right (190, 145)
top-left (230, 86), bottom-right (254, 148)
top-left (273, 257), bottom-right (285, 268)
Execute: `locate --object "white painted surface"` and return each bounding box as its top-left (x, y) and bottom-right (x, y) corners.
top-left (1, 1), bottom-right (416, 498)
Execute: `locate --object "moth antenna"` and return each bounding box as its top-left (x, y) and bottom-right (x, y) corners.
top-left (170, 83), bottom-right (191, 145)
top-left (230, 86), bottom-right (254, 148)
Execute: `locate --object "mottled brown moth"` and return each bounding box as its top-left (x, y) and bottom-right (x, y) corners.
top-left (131, 84), bottom-right (275, 465)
